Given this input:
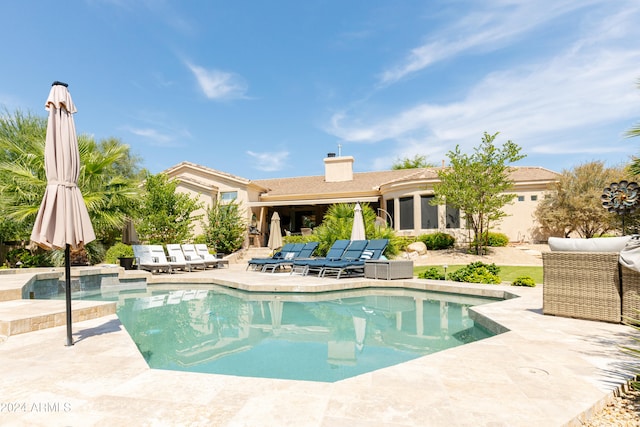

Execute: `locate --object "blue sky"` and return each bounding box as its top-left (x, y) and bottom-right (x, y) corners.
top-left (2, 1), bottom-right (640, 179)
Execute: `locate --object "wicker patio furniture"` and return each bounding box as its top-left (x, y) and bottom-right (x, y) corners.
top-left (542, 251), bottom-right (621, 323)
top-left (364, 260), bottom-right (414, 280)
top-left (620, 265), bottom-right (640, 323)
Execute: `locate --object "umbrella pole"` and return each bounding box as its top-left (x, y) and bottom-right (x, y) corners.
top-left (65, 244), bottom-right (73, 346)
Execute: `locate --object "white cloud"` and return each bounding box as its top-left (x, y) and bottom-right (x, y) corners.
top-left (378, 0), bottom-right (604, 85)
top-left (247, 150), bottom-right (290, 172)
top-left (186, 62), bottom-right (249, 100)
top-left (126, 127), bottom-right (177, 147)
top-left (328, 2), bottom-right (640, 169)
top-left (124, 112), bottom-right (192, 147)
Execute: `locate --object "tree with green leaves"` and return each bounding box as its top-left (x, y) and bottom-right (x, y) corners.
top-left (137, 173), bottom-right (202, 244)
top-left (0, 109), bottom-right (142, 247)
top-left (391, 154), bottom-right (435, 170)
top-left (433, 132), bottom-right (525, 255)
top-left (628, 78), bottom-right (640, 176)
top-left (535, 161), bottom-right (630, 238)
top-left (313, 203), bottom-right (399, 256)
top-left (203, 199), bottom-right (246, 254)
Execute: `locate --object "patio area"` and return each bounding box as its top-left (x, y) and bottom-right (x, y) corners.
top-left (0, 264), bottom-right (637, 426)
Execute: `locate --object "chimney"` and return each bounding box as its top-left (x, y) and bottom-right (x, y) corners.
top-left (324, 155), bottom-right (354, 182)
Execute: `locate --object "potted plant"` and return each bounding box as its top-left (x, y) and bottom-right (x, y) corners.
top-left (105, 242), bottom-right (135, 270)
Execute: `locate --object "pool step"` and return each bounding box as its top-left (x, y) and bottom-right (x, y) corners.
top-left (0, 300), bottom-right (116, 338)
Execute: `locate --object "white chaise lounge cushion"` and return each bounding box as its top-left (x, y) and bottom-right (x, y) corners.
top-left (548, 236), bottom-right (632, 252)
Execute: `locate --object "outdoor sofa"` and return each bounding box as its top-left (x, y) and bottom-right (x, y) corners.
top-left (542, 236), bottom-right (640, 323)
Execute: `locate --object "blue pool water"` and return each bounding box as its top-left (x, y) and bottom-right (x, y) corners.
top-left (66, 285), bottom-right (499, 382)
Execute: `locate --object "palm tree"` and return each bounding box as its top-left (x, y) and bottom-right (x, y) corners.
top-left (628, 79), bottom-right (640, 176)
top-left (0, 109), bottom-right (142, 254)
top-left (313, 203), bottom-right (399, 256)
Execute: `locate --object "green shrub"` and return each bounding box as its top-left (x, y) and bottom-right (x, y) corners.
top-left (283, 235), bottom-right (319, 244)
top-left (312, 203), bottom-right (400, 257)
top-left (193, 234), bottom-right (208, 244)
top-left (418, 232), bottom-right (455, 250)
top-left (48, 241), bottom-right (105, 267)
top-left (204, 200), bottom-right (246, 254)
top-left (473, 232), bottom-right (509, 247)
top-left (6, 248), bottom-right (53, 268)
top-left (418, 267), bottom-right (445, 280)
top-left (105, 243), bottom-right (134, 264)
top-left (395, 236), bottom-right (416, 251)
top-left (511, 276), bottom-right (536, 287)
top-left (448, 261), bottom-right (501, 284)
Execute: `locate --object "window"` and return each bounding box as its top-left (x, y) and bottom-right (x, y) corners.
top-left (446, 205), bottom-right (460, 228)
top-left (399, 197), bottom-right (414, 230)
top-left (530, 195), bottom-right (538, 201)
top-left (421, 195), bottom-right (438, 229)
top-left (386, 199), bottom-right (395, 227)
top-left (517, 195), bottom-right (524, 202)
top-left (220, 191), bottom-right (238, 202)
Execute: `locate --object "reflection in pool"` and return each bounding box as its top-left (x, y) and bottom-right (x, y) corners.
top-left (82, 286), bottom-right (499, 382)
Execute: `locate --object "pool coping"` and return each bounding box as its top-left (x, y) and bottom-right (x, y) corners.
top-left (0, 266), bottom-right (637, 426)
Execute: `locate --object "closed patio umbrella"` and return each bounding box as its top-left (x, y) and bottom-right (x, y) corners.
top-left (30, 82), bottom-right (96, 346)
top-left (122, 218), bottom-right (139, 244)
top-left (350, 202), bottom-right (366, 241)
top-left (267, 212), bottom-right (283, 250)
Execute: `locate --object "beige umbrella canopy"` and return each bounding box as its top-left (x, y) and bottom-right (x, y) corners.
top-left (30, 82), bottom-right (96, 346)
top-left (31, 83), bottom-right (95, 250)
top-left (267, 212), bottom-right (283, 250)
top-left (350, 202), bottom-right (366, 241)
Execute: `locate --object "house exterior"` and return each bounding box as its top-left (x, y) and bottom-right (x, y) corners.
top-left (164, 155), bottom-right (560, 247)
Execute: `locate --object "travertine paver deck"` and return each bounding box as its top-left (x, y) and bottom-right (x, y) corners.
top-left (0, 265), bottom-right (637, 426)
top-left (0, 299), bottom-right (116, 337)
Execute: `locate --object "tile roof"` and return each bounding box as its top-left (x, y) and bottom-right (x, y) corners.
top-left (253, 166), bottom-right (559, 197)
top-left (165, 161), bottom-right (252, 186)
top-left (164, 161), bottom-right (560, 200)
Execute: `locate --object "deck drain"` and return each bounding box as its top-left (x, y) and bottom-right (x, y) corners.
top-left (518, 367), bottom-right (549, 376)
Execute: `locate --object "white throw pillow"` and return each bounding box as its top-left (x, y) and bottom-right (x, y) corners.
top-left (360, 250), bottom-right (374, 259)
top-left (548, 236), bottom-right (632, 252)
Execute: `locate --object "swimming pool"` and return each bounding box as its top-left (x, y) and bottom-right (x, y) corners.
top-left (67, 284), bottom-right (500, 382)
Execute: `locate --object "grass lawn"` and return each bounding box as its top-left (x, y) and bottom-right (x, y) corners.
top-left (414, 265), bottom-right (543, 284)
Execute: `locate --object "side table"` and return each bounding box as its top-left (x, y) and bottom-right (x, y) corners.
top-left (364, 260), bottom-right (414, 280)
